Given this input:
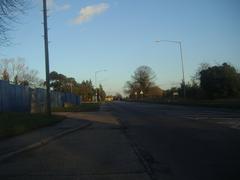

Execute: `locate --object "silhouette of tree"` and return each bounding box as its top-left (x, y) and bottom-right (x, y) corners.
top-left (193, 63), bottom-right (210, 84)
top-left (98, 84), bottom-right (106, 101)
top-left (77, 80), bottom-right (95, 101)
top-left (125, 65), bottom-right (157, 98)
top-left (200, 63), bottom-right (240, 98)
top-left (147, 86), bottom-right (163, 98)
top-left (49, 71), bottom-right (101, 102)
top-left (0, 0), bottom-right (28, 46)
top-left (49, 71), bottom-right (77, 92)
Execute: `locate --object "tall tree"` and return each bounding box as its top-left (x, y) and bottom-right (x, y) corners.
top-left (200, 63), bottom-right (240, 98)
top-left (125, 65), bottom-right (156, 97)
top-left (77, 80), bottom-right (95, 101)
top-left (98, 84), bottom-right (106, 101)
top-left (49, 71), bottom-right (76, 92)
top-left (50, 71), bottom-right (106, 102)
top-left (147, 86), bottom-right (163, 98)
top-left (193, 63), bottom-right (210, 85)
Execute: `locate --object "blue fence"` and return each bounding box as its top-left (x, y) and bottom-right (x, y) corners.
top-left (0, 81), bottom-right (31, 112)
top-left (0, 80), bottom-right (81, 112)
top-left (63, 93), bottom-right (81, 106)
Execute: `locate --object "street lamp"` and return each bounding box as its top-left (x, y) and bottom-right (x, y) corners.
top-left (94, 69), bottom-right (107, 102)
top-left (155, 40), bottom-right (186, 98)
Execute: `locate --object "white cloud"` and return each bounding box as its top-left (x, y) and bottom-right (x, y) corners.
top-left (72, 3), bottom-right (109, 25)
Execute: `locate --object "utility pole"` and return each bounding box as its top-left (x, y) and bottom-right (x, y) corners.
top-left (179, 42), bottom-right (186, 98)
top-left (43, 0), bottom-right (51, 115)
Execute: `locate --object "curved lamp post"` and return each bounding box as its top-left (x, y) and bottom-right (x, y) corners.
top-left (155, 40), bottom-right (186, 98)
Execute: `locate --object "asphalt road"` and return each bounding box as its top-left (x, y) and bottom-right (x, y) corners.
top-left (111, 101), bottom-right (240, 180)
top-left (0, 102), bottom-right (240, 180)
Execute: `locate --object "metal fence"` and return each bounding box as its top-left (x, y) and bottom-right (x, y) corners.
top-left (0, 80), bottom-right (81, 112)
top-left (0, 81), bottom-right (31, 112)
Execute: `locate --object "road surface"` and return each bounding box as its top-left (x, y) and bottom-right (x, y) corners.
top-left (111, 102), bottom-right (240, 180)
top-left (0, 102), bottom-right (240, 180)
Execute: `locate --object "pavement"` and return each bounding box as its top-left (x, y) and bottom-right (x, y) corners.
top-left (0, 104), bottom-right (151, 180)
top-left (0, 117), bottom-right (91, 162)
top-left (0, 102), bottom-right (240, 180)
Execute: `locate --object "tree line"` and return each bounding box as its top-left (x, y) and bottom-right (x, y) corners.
top-left (125, 63), bottom-right (240, 100)
top-left (49, 71), bottom-right (106, 102)
top-left (0, 58), bottom-right (106, 102)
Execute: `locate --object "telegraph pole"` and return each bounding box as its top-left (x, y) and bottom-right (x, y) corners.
top-left (43, 0), bottom-right (51, 115)
top-left (179, 42), bottom-right (186, 98)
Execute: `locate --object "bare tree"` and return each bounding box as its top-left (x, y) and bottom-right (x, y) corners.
top-left (0, 58), bottom-right (42, 87)
top-left (2, 69), bottom-right (9, 81)
top-left (0, 0), bottom-right (27, 45)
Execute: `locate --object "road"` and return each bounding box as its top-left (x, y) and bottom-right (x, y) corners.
top-left (111, 102), bottom-right (240, 180)
top-left (0, 102), bottom-right (240, 180)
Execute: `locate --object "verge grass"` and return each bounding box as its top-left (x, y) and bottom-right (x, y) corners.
top-left (0, 113), bottom-right (64, 139)
top-left (127, 98), bottom-right (240, 109)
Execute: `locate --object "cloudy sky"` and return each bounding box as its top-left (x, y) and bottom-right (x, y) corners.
top-left (1, 0), bottom-right (240, 94)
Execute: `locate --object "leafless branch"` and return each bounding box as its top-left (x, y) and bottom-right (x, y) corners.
top-left (0, 0), bottom-right (28, 46)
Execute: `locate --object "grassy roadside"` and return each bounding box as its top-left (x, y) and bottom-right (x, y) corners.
top-left (52, 103), bottom-right (100, 112)
top-left (163, 100), bottom-right (240, 109)
top-left (0, 113), bottom-right (64, 139)
top-left (127, 99), bottom-right (240, 110)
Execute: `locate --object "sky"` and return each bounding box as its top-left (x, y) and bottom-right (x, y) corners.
top-left (1, 0), bottom-right (240, 95)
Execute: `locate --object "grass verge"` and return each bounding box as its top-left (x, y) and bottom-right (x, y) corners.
top-left (0, 113), bottom-right (64, 139)
top-left (161, 100), bottom-right (240, 109)
top-left (127, 99), bottom-right (240, 110)
top-left (52, 103), bottom-right (100, 112)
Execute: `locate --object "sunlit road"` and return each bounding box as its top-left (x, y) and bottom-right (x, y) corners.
top-left (1, 102), bottom-right (240, 180)
top-left (111, 101), bottom-right (240, 180)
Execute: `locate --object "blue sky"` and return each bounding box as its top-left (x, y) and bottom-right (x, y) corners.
top-left (1, 0), bottom-right (240, 95)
